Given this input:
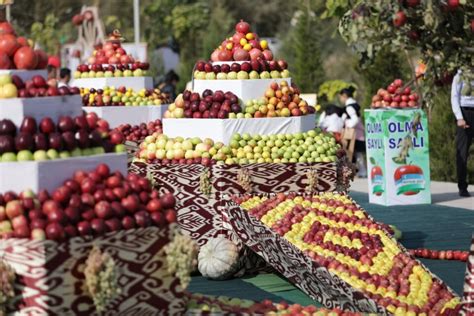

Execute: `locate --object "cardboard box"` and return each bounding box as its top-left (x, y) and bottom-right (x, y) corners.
top-left (1, 227), bottom-right (187, 315)
top-left (193, 78), bottom-right (291, 101)
top-left (0, 95), bottom-right (82, 126)
top-left (0, 153), bottom-right (127, 193)
top-left (83, 104), bottom-right (169, 128)
top-left (163, 114), bottom-right (315, 144)
top-left (71, 77), bottom-right (153, 90)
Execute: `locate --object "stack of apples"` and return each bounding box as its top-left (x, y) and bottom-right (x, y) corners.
top-left (74, 62), bottom-right (149, 79)
top-left (164, 90), bottom-right (242, 119)
top-left (241, 80), bottom-right (315, 118)
top-left (371, 79), bottom-right (419, 109)
top-left (236, 193), bottom-right (461, 315)
top-left (3, 74), bottom-right (80, 98)
top-left (113, 119), bottom-right (163, 143)
top-left (193, 60), bottom-right (290, 80)
top-left (0, 164), bottom-right (177, 241)
top-left (81, 86), bottom-right (171, 107)
top-left (0, 114), bottom-right (125, 162)
top-left (0, 21), bottom-right (48, 70)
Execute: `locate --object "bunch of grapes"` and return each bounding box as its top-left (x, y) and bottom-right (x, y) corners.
top-left (164, 226), bottom-right (198, 289)
top-left (84, 246), bottom-right (120, 312)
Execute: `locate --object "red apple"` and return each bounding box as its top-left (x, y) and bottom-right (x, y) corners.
top-left (46, 222), bottom-right (65, 241)
top-left (6, 200), bottom-right (24, 219)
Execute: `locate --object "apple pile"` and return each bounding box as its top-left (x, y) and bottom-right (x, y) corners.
top-left (81, 86), bottom-right (171, 107)
top-left (113, 119), bottom-right (163, 143)
top-left (236, 193), bottom-right (461, 315)
top-left (74, 62), bottom-right (149, 79)
top-left (408, 248), bottom-right (469, 262)
top-left (210, 20), bottom-right (278, 63)
top-left (371, 79), bottom-right (419, 109)
top-left (0, 114), bottom-right (125, 162)
top-left (136, 130), bottom-right (341, 165)
top-left (193, 60), bottom-right (290, 80)
top-left (164, 90), bottom-right (242, 119)
top-left (0, 21), bottom-right (48, 70)
top-left (0, 164), bottom-right (177, 241)
top-left (241, 80), bottom-right (314, 118)
top-left (4, 74), bottom-right (80, 98)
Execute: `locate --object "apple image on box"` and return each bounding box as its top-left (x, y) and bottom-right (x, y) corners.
top-left (394, 165), bottom-right (424, 196)
top-left (370, 166), bottom-right (384, 196)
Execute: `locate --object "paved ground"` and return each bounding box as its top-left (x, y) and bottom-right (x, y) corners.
top-left (350, 178), bottom-right (474, 210)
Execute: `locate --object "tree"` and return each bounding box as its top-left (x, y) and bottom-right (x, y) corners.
top-left (200, 0), bottom-right (234, 59)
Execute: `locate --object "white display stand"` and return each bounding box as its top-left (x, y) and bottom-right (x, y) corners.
top-left (0, 95), bottom-right (83, 126)
top-left (0, 153), bottom-right (127, 193)
top-left (0, 69), bottom-right (47, 82)
top-left (193, 78), bottom-right (291, 101)
top-left (83, 104), bottom-right (169, 128)
top-left (163, 114), bottom-right (315, 144)
top-left (71, 76), bottom-right (153, 90)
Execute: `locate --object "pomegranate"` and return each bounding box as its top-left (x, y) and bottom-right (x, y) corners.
top-left (232, 32), bottom-right (245, 44)
top-left (0, 22), bottom-right (15, 35)
top-left (249, 48), bottom-right (262, 60)
top-left (233, 48), bottom-right (250, 61)
top-left (35, 50), bottom-right (48, 69)
top-left (218, 49), bottom-right (232, 61)
top-left (17, 37), bottom-right (29, 47)
top-left (211, 49), bottom-right (220, 62)
top-left (262, 49), bottom-right (273, 61)
top-left (14, 46), bottom-right (38, 69)
top-left (235, 20), bottom-right (250, 34)
top-left (0, 34), bottom-right (19, 57)
top-left (0, 51), bottom-right (12, 69)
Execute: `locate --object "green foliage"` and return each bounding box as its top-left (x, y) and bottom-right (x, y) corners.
top-left (321, 0), bottom-right (351, 19)
top-left (200, 0), bottom-right (234, 59)
top-left (30, 14), bottom-right (61, 55)
top-left (429, 89), bottom-right (474, 183)
top-left (318, 80), bottom-right (356, 104)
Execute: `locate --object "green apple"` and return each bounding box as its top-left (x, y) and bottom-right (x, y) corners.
top-left (95, 71), bottom-right (104, 78)
top-left (0, 74), bottom-right (11, 85)
top-left (133, 69), bottom-right (144, 77)
top-left (260, 71), bottom-right (271, 79)
top-left (46, 149), bottom-right (59, 160)
top-left (227, 71), bottom-right (238, 80)
top-left (270, 70), bottom-right (281, 79)
top-left (73, 71), bottom-right (81, 79)
top-left (115, 144), bottom-right (126, 153)
top-left (81, 148), bottom-right (94, 156)
top-left (237, 71), bottom-right (249, 80)
top-left (281, 69), bottom-right (291, 78)
top-left (33, 150), bottom-right (48, 161)
top-left (71, 148), bottom-right (82, 157)
top-left (216, 72), bottom-right (227, 80)
top-left (80, 72), bottom-right (90, 79)
top-left (249, 71), bottom-right (259, 79)
top-left (228, 112), bottom-right (237, 119)
top-left (1, 152), bottom-right (16, 162)
top-left (17, 150), bottom-right (34, 161)
top-left (123, 70), bottom-right (133, 77)
top-left (196, 71), bottom-right (206, 80)
top-left (89, 71), bottom-right (96, 78)
top-left (205, 72), bottom-right (216, 80)
top-left (59, 151), bottom-right (71, 159)
top-left (114, 70), bottom-right (123, 77)
top-left (104, 71), bottom-right (114, 78)
top-left (193, 70), bottom-right (200, 78)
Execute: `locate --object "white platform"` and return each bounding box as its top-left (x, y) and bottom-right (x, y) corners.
top-left (0, 95), bottom-right (83, 126)
top-left (0, 153), bottom-right (127, 193)
top-left (83, 104), bottom-right (169, 128)
top-left (0, 69), bottom-right (47, 81)
top-left (193, 78), bottom-right (291, 101)
top-left (163, 114), bottom-right (315, 144)
top-left (71, 77), bottom-right (153, 90)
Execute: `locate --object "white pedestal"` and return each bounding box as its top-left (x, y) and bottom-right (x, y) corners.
top-left (0, 95), bottom-right (82, 126)
top-left (0, 153), bottom-right (127, 193)
top-left (0, 69), bottom-right (47, 82)
top-left (163, 114), bottom-right (315, 144)
top-left (71, 77), bottom-right (153, 90)
top-left (193, 78), bottom-right (291, 101)
top-left (83, 104), bottom-right (169, 128)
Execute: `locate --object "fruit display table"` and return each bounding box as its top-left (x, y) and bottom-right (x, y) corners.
top-left (225, 193), bottom-right (461, 314)
top-left (0, 95), bottom-right (82, 126)
top-left (1, 226), bottom-right (187, 315)
top-left (0, 152), bottom-right (127, 193)
top-left (163, 114), bottom-right (315, 144)
top-left (0, 69), bottom-right (47, 81)
top-left (83, 104), bottom-right (169, 128)
top-left (462, 234), bottom-right (474, 315)
top-left (129, 161), bottom-right (347, 247)
top-left (364, 109), bottom-right (431, 206)
top-left (193, 78), bottom-right (291, 101)
top-left (71, 76), bottom-right (153, 90)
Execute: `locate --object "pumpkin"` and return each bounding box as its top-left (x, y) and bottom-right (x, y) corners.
top-left (198, 236), bottom-right (241, 280)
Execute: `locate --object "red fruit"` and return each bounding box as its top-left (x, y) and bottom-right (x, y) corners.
top-left (122, 216), bottom-right (136, 229)
top-left (52, 186), bottom-right (71, 205)
top-left (90, 218), bottom-right (106, 235)
top-left (47, 208), bottom-right (65, 224)
top-left (446, 250), bottom-right (454, 260)
top-left (6, 200), bottom-right (24, 219)
top-left (45, 222), bottom-right (65, 241)
top-left (0, 51), bottom-right (11, 69)
top-left (0, 22), bottom-right (15, 35)
top-left (235, 20), bottom-right (250, 34)
top-left (139, 191), bottom-right (150, 204)
top-left (447, 0), bottom-right (459, 9)
top-left (30, 218), bottom-right (47, 230)
top-left (64, 179), bottom-right (81, 193)
top-left (160, 193), bottom-right (176, 209)
top-left (150, 212), bottom-right (166, 227)
top-left (138, 177), bottom-right (152, 192)
top-left (146, 199), bottom-right (162, 213)
top-left (64, 225), bottom-right (78, 237)
top-left (393, 79), bottom-right (403, 87)
top-left (81, 178), bottom-right (96, 194)
top-left (164, 209), bottom-right (177, 223)
top-left (110, 201), bottom-right (126, 218)
top-left (14, 46), bottom-right (38, 69)
top-left (0, 34), bottom-right (19, 57)
top-left (93, 189), bottom-right (106, 202)
top-left (122, 195), bottom-right (139, 213)
top-left (77, 221), bottom-right (92, 236)
top-left (81, 209), bottom-right (95, 221)
top-left (28, 209), bottom-right (44, 221)
top-left (14, 225), bottom-right (31, 238)
top-left (106, 175), bottom-right (121, 188)
top-left (12, 214), bottom-right (28, 230)
top-left (112, 187), bottom-right (126, 200)
top-left (105, 218), bottom-right (122, 232)
top-left (393, 11), bottom-right (407, 28)
top-left (94, 201), bottom-right (113, 219)
top-left (134, 211), bottom-right (151, 227)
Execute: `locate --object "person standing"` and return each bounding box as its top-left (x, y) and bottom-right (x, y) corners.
top-left (318, 104), bottom-right (344, 140)
top-left (339, 87), bottom-right (367, 178)
top-left (158, 70), bottom-right (180, 100)
top-left (58, 68), bottom-right (71, 88)
top-left (451, 70), bottom-right (474, 197)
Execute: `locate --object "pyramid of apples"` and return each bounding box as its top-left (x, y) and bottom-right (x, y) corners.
top-left (234, 193), bottom-right (461, 315)
top-left (74, 30), bottom-right (149, 79)
top-left (371, 79), bottom-right (419, 109)
top-left (193, 20), bottom-right (290, 80)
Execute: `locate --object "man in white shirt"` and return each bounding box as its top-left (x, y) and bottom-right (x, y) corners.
top-left (57, 68), bottom-right (71, 88)
top-left (451, 70), bottom-right (474, 197)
